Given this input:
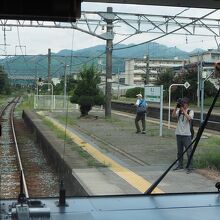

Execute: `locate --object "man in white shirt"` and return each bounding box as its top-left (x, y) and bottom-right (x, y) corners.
top-left (172, 97), bottom-right (194, 173)
top-left (135, 93), bottom-right (147, 134)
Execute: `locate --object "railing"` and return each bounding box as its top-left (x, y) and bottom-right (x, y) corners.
top-left (34, 95), bottom-right (78, 111)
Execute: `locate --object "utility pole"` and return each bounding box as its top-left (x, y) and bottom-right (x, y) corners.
top-left (117, 67), bottom-right (120, 99)
top-left (64, 64), bottom-right (69, 109)
top-left (64, 64), bottom-right (67, 108)
top-left (145, 55), bottom-right (149, 85)
top-left (48, 48), bottom-right (51, 83)
top-left (105, 7), bottom-right (114, 118)
top-left (197, 52), bottom-right (201, 107)
top-left (200, 59), bottom-right (204, 124)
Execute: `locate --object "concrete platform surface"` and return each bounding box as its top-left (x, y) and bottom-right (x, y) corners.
top-left (35, 109), bottom-right (219, 195)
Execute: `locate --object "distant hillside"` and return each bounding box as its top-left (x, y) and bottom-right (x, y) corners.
top-left (189, 48), bottom-right (205, 55)
top-left (0, 42), bottom-right (191, 79)
top-left (57, 42), bottom-right (189, 59)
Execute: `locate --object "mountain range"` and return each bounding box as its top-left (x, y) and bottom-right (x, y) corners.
top-left (0, 42), bottom-right (205, 78)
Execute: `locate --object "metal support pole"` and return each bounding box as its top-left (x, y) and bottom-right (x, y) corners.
top-left (48, 48), bottom-right (51, 94)
top-left (197, 55), bottom-right (200, 107)
top-left (48, 48), bottom-right (51, 82)
top-left (64, 64), bottom-right (67, 109)
top-left (117, 67), bottom-right (120, 99)
top-left (159, 85), bottom-right (163, 136)
top-left (36, 83), bottom-right (39, 96)
top-left (105, 7), bottom-right (113, 118)
top-left (200, 61), bottom-right (204, 124)
top-left (168, 85), bottom-right (172, 129)
top-left (201, 79), bottom-right (204, 123)
top-left (145, 55), bottom-right (149, 85)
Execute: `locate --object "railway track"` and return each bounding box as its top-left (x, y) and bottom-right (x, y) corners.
top-left (0, 97), bottom-right (58, 200)
top-left (0, 97), bottom-right (22, 199)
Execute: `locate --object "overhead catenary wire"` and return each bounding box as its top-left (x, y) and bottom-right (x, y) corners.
top-left (113, 8), bottom-right (190, 47)
top-left (16, 26), bottom-right (32, 72)
top-left (113, 9), bottom-right (219, 51)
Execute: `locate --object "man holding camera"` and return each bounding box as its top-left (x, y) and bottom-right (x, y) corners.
top-left (172, 97), bottom-right (194, 173)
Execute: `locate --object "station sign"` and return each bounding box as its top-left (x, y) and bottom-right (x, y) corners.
top-left (144, 86), bottom-right (161, 103)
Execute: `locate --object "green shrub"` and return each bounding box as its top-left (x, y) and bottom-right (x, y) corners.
top-left (78, 96), bottom-right (93, 116)
top-left (94, 94), bottom-right (105, 106)
top-left (78, 96), bottom-right (94, 106)
top-left (70, 64), bottom-right (104, 116)
top-left (125, 87), bottom-right (144, 98)
top-left (70, 94), bottom-right (78, 103)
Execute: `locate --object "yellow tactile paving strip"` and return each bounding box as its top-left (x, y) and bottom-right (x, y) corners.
top-left (37, 111), bottom-right (163, 194)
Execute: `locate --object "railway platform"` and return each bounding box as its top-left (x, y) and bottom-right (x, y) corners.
top-left (23, 108), bottom-right (219, 196)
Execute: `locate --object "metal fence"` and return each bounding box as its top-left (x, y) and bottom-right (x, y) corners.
top-left (34, 95), bottom-right (78, 110)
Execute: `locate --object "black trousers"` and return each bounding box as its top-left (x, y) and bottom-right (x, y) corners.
top-left (176, 135), bottom-right (193, 168)
top-left (135, 112), bottom-right (146, 132)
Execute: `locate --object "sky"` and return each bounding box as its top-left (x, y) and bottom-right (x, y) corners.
top-left (0, 2), bottom-right (220, 56)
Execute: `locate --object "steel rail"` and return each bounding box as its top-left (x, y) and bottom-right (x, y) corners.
top-left (10, 97), bottom-right (29, 199)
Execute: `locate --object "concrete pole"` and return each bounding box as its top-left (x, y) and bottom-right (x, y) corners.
top-left (145, 55), bottom-right (149, 85)
top-left (105, 7), bottom-right (113, 118)
top-left (197, 56), bottom-right (200, 107)
top-left (48, 48), bottom-right (51, 81)
top-left (201, 79), bottom-right (204, 123)
top-left (64, 64), bottom-right (67, 108)
top-left (117, 67), bottom-right (120, 99)
top-left (168, 85), bottom-right (172, 129)
top-left (159, 85), bottom-right (164, 136)
top-left (200, 60), bottom-right (204, 124)
top-left (48, 48), bottom-right (51, 93)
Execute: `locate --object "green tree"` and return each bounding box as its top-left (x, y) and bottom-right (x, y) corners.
top-left (155, 67), bottom-right (218, 103)
top-left (172, 69), bottom-right (198, 102)
top-left (204, 80), bottom-right (217, 98)
top-left (170, 68), bottom-right (217, 103)
top-left (125, 87), bottom-right (144, 98)
top-left (54, 74), bottom-right (77, 95)
top-left (155, 69), bottom-right (175, 101)
top-left (70, 64), bottom-right (104, 116)
top-left (0, 66), bottom-right (11, 95)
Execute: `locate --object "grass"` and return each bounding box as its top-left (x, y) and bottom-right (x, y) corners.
top-left (43, 118), bottom-right (71, 140)
top-left (105, 117), bottom-right (131, 128)
top-left (195, 149), bottom-right (220, 169)
top-left (58, 106), bottom-right (220, 170)
top-left (71, 145), bottom-right (105, 167)
top-left (42, 117), bottom-right (106, 168)
top-left (56, 115), bottom-right (77, 126)
top-left (204, 96), bottom-right (220, 107)
top-left (103, 112), bottom-right (220, 170)
top-left (0, 95), bottom-right (8, 105)
top-left (194, 136), bottom-right (220, 170)
top-left (15, 94), bottom-right (34, 117)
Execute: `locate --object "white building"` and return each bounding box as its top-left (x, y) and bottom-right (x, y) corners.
top-left (189, 49), bottom-right (220, 89)
top-left (100, 72), bottom-right (125, 84)
top-left (189, 49), bottom-right (220, 63)
top-left (125, 58), bottom-right (184, 85)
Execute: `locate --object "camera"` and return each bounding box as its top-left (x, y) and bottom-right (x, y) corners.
top-left (176, 98), bottom-right (183, 108)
